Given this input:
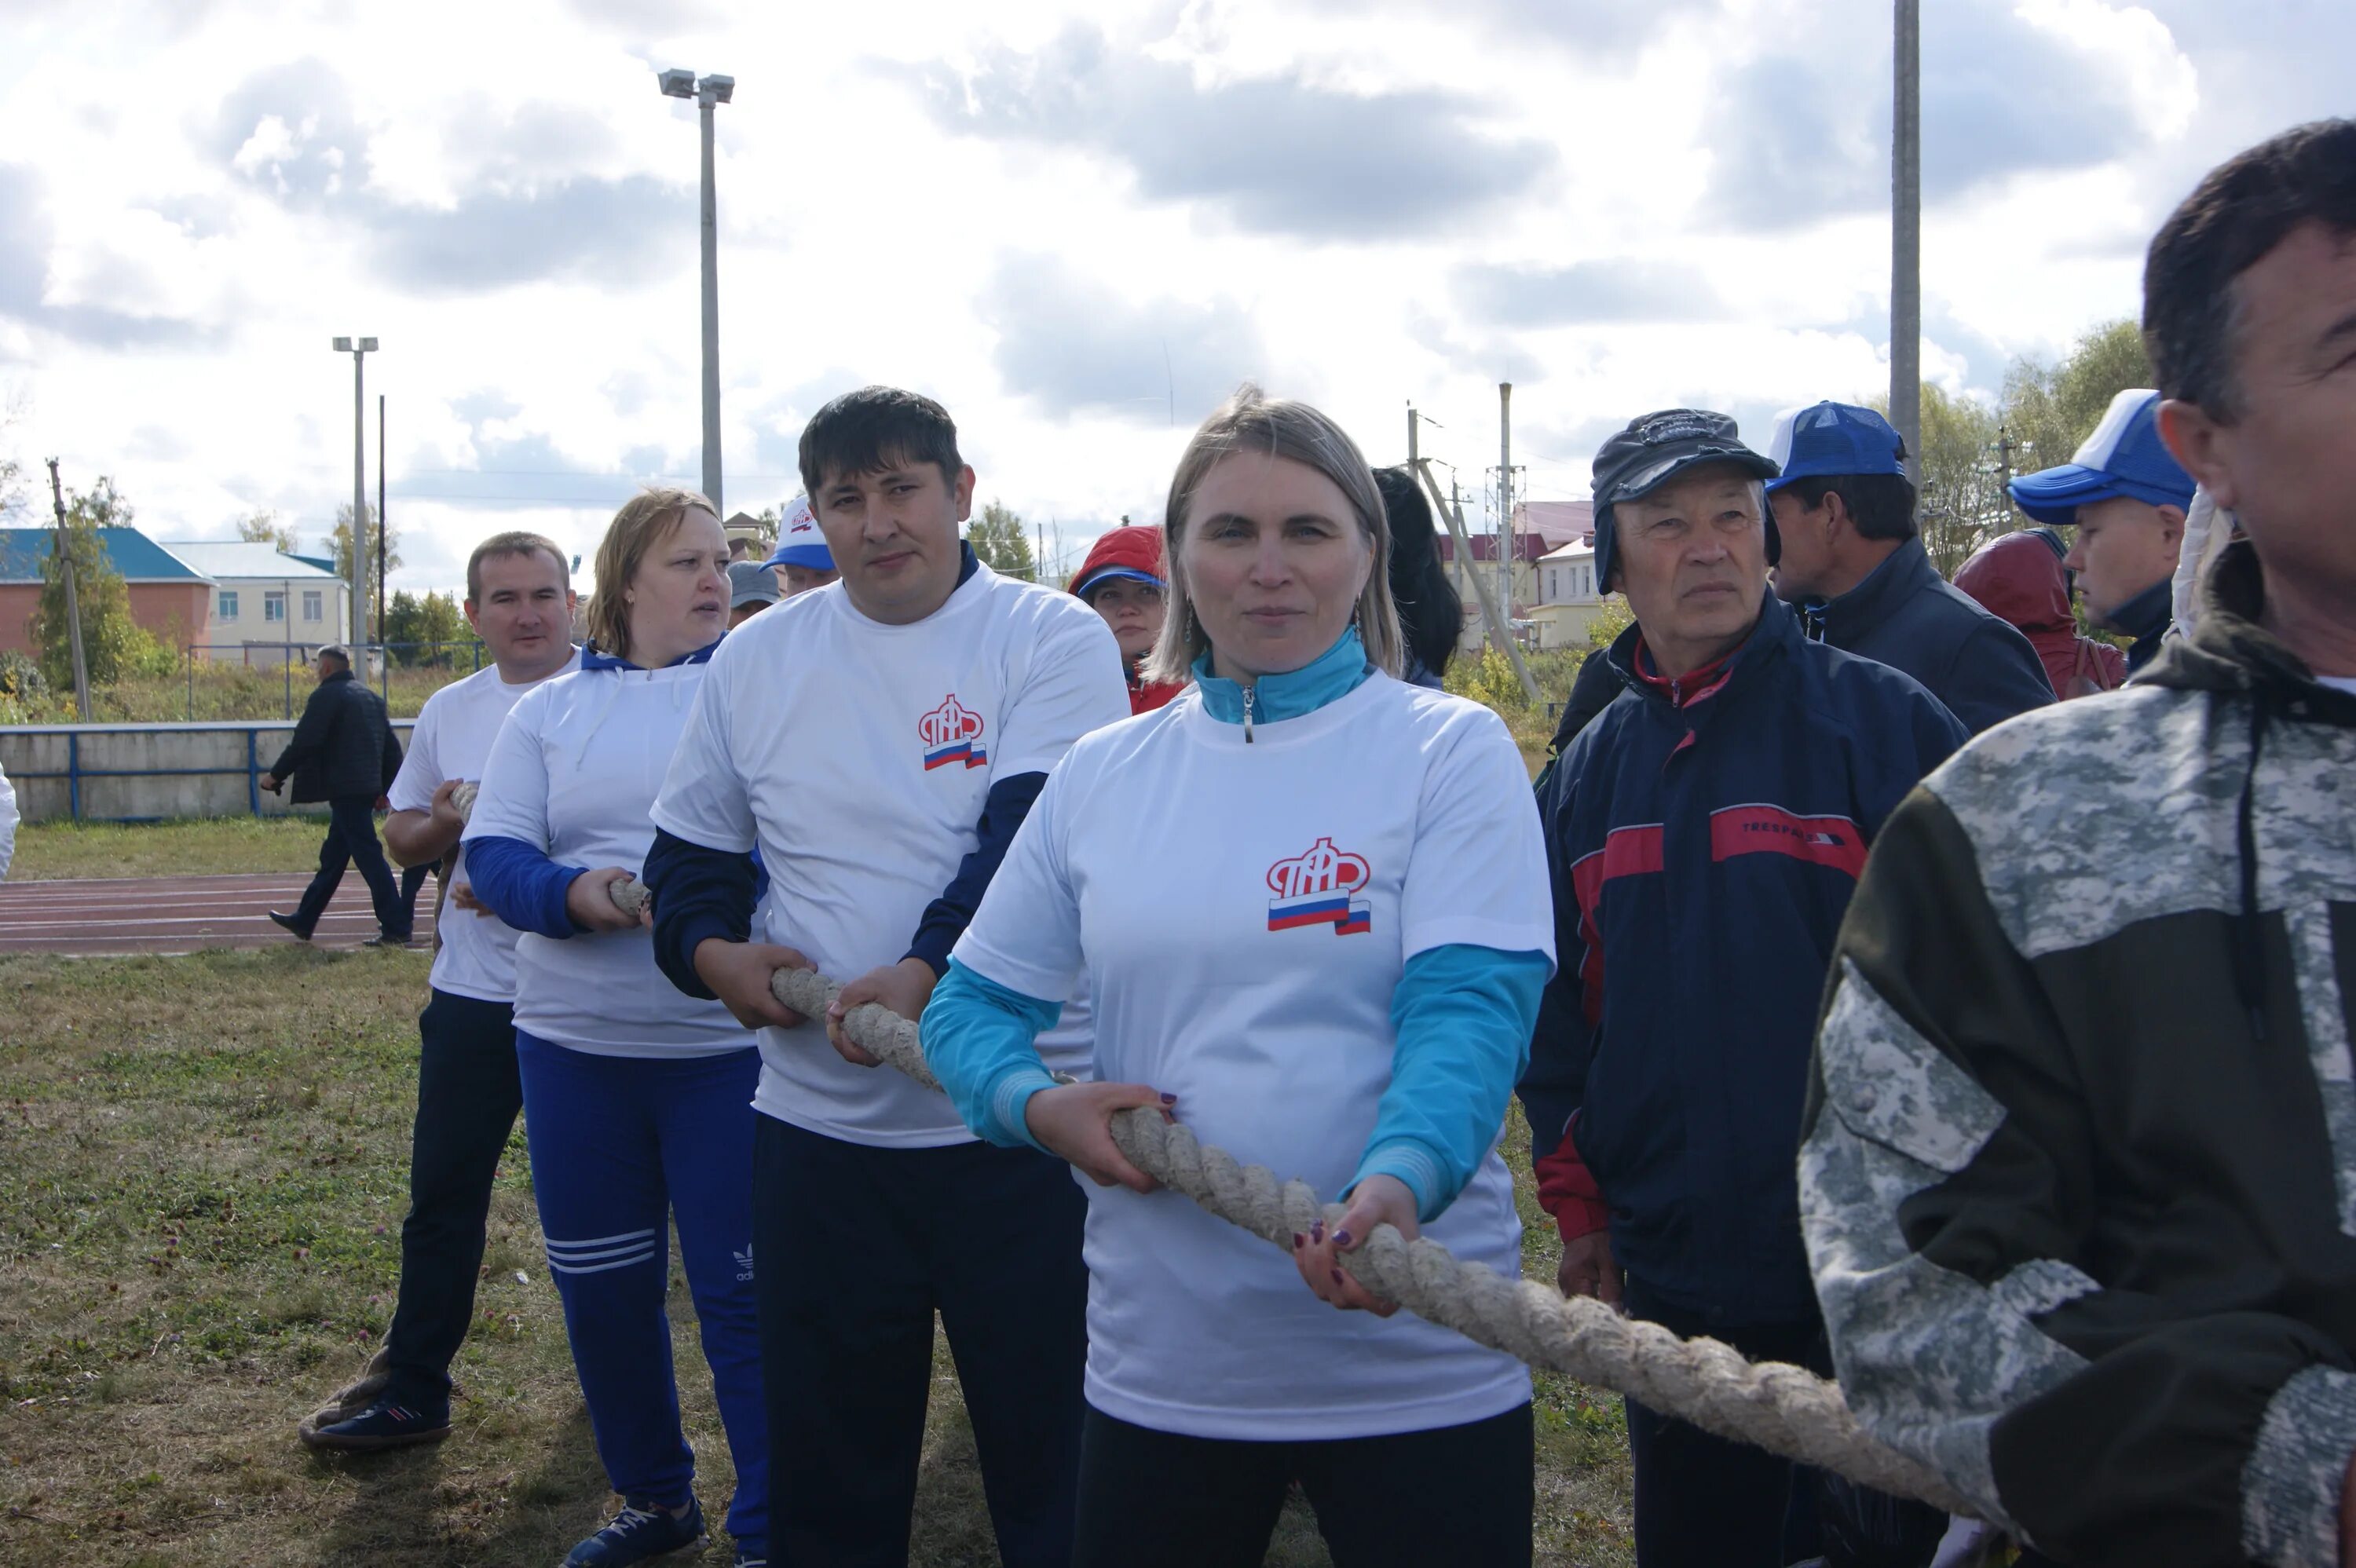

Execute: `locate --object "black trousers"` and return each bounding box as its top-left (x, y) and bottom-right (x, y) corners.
top-left (1622, 1274), bottom-right (1831, 1568)
top-left (399, 860), bottom-right (434, 930)
top-left (751, 1113), bottom-right (1088, 1568)
top-left (1072, 1402), bottom-right (1534, 1568)
top-left (291, 794), bottom-right (408, 938)
top-left (382, 990), bottom-right (524, 1405)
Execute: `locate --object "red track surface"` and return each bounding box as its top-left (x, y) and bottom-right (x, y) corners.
top-left (0, 874), bottom-right (438, 956)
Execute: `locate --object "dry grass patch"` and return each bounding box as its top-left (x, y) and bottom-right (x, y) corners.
top-left (0, 947), bottom-right (1630, 1566)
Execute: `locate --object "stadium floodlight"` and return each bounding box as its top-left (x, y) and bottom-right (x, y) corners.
top-left (658, 68), bottom-right (695, 98)
top-left (704, 74), bottom-right (734, 104)
top-left (357, 337), bottom-right (378, 352)
top-left (331, 335), bottom-right (352, 350)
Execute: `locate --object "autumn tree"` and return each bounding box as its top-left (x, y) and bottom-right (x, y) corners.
top-left (236, 510), bottom-right (302, 554)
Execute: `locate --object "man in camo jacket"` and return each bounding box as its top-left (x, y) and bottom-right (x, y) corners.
top-left (1801, 119), bottom-right (2356, 1568)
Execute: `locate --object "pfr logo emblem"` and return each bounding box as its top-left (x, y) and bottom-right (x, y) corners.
top-left (1266, 837), bottom-right (1373, 936)
top-left (920, 694), bottom-right (990, 771)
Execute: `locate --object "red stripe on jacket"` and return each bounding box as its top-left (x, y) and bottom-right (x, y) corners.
top-left (1707, 804), bottom-right (1868, 880)
top-left (1535, 1121), bottom-right (1612, 1242)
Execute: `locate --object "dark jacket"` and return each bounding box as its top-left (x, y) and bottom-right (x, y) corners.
top-left (2111, 575), bottom-right (2173, 674)
top-left (269, 668), bottom-right (400, 804)
top-left (1520, 596), bottom-right (1965, 1324)
top-left (1952, 528), bottom-right (2125, 699)
top-left (1801, 539), bottom-right (2356, 1567)
top-left (1798, 535), bottom-right (2055, 734)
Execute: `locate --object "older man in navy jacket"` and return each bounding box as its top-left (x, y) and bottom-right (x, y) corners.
top-left (1765, 400), bottom-right (2054, 734)
top-left (1520, 410), bottom-right (1966, 1567)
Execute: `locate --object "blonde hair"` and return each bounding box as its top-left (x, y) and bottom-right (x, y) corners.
top-left (1143, 385), bottom-right (1403, 685)
top-left (580, 488), bottom-right (715, 661)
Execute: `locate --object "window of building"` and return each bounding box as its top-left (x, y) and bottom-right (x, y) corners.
top-left (218, 590), bottom-right (239, 620)
top-left (265, 591), bottom-right (285, 623)
top-left (302, 590), bottom-right (322, 622)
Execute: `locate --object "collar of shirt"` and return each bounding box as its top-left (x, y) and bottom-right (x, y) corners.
top-left (1191, 627), bottom-right (1372, 725)
top-left (577, 638), bottom-right (721, 674)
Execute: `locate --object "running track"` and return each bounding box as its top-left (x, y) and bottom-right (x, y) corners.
top-left (0, 874), bottom-right (437, 957)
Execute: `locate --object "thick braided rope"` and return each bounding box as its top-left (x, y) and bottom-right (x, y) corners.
top-left (492, 846), bottom-right (1964, 1511)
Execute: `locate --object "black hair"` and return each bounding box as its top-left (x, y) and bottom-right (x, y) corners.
top-left (1780, 472), bottom-right (1919, 542)
top-left (2145, 118), bottom-right (2356, 419)
top-left (1374, 465), bottom-right (1463, 678)
top-left (797, 386), bottom-right (964, 501)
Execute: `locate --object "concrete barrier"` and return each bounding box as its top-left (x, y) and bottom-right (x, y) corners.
top-left (0, 721), bottom-right (417, 824)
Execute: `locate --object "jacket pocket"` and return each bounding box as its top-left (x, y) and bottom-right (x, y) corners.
top-left (1818, 957), bottom-right (2005, 1175)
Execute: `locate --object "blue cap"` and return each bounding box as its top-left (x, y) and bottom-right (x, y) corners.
top-left (2007, 389), bottom-right (2195, 524)
top-left (760, 495), bottom-right (835, 572)
top-left (1763, 402), bottom-right (1909, 493)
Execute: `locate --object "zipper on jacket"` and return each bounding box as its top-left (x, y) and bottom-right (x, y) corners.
top-left (1242, 683), bottom-right (1256, 744)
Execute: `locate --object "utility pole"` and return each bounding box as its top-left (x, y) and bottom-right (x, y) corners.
top-left (378, 393), bottom-right (389, 689)
top-left (1890, 0), bottom-right (1922, 470)
top-left (44, 459), bottom-right (91, 719)
top-left (331, 336), bottom-right (376, 661)
top-left (1497, 382), bottom-right (1514, 623)
top-left (1409, 439), bottom-right (1538, 704)
top-left (659, 68), bottom-right (734, 510)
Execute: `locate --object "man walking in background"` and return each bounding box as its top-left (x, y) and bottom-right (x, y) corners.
top-left (262, 645), bottom-right (408, 947)
top-left (300, 532), bottom-right (580, 1451)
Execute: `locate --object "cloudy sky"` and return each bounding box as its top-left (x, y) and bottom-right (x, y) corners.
top-left (0, 0), bottom-right (2345, 598)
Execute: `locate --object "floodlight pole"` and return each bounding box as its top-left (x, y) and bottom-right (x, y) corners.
top-left (662, 68), bottom-right (734, 511)
top-left (332, 335), bottom-right (376, 662)
top-left (1890, 0), bottom-right (1922, 471)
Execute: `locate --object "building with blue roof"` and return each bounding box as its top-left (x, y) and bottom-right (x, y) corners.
top-left (0, 526), bottom-right (217, 661)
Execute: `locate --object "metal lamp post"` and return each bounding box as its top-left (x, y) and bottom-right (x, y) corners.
top-left (331, 335), bottom-right (377, 663)
top-left (659, 67), bottom-right (734, 511)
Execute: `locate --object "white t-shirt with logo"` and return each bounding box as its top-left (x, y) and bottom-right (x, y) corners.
top-left (953, 674), bottom-right (1554, 1440)
top-left (651, 563), bottom-right (1131, 1146)
top-left (388, 652), bottom-right (580, 1003)
top-left (465, 661), bottom-right (750, 1058)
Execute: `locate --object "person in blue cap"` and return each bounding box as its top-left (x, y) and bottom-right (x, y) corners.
top-left (1520, 408), bottom-right (1966, 1568)
top-left (760, 495), bottom-right (840, 600)
top-left (2007, 388), bottom-right (2195, 673)
top-left (1765, 400), bottom-right (2054, 733)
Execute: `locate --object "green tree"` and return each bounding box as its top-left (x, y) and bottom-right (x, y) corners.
top-left (384, 588), bottom-right (470, 666)
top-left (28, 477), bottom-right (172, 688)
top-left (324, 503), bottom-right (403, 583)
top-left (236, 510), bottom-right (301, 553)
top-left (2002, 320), bottom-right (2154, 473)
top-left (968, 499), bottom-right (1037, 580)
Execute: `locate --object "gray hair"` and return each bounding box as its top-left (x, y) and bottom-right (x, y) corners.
top-left (1143, 384), bottom-right (1403, 685)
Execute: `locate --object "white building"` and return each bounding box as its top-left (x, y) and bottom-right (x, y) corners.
top-left (159, 542), bottom-right (350, 663)
top-left (1527, 538), bottom-right (1607, 649)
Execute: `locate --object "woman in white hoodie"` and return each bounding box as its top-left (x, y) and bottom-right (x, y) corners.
top-left (463, 488), bottom-right (766, 1568)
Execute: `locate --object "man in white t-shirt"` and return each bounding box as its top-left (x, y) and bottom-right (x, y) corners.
top-left (643, 386), bottom-right (1129, 1566)
top-left (300, 532), bottom-right (580, 1453)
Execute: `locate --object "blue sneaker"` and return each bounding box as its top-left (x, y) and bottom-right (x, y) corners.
top-left (562, 1495), bottom-right (706, 1566)
top-left (300, 1394), bottom-right (450, 1452)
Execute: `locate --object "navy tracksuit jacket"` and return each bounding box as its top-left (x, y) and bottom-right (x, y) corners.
top-left (1518, 597), bottom-right (1966, 1325)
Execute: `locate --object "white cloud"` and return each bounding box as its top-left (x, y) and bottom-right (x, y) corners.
top-left (0, 0), bottom-right (2340, 601)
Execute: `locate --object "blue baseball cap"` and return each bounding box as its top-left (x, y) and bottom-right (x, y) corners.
top-left (1763, 401), bottom-right (1909, 493)
top-left (761, 495), bottom-right (835, 572)
top-left (2007, 389), bottom-right (2195, 524)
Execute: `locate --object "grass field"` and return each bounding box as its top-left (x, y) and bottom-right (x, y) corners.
top-left (0, 936), bottom-right (1636, 1565)
top-left (10, 816), bottom-right (332, 881)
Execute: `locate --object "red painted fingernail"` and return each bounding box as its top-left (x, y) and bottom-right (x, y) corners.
top-left (1330, 1269), bottom-right (1344, 1285)
top-left (1159, 1092), bottom-right (1176, 1104)
top-left (1291, 1233), bottom-right (1304, 1250)
top-left (1332, 1230), bottom-right (1352, 1247)
top-left (1310, 1222), bottom-right (1323, 1243)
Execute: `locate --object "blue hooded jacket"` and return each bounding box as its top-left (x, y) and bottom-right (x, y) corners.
top-left (1518, 594), bottom-right (1965, 1325)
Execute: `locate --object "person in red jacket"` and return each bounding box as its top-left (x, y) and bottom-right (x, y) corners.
top-left (1952, 527), bottom-right (2126, 700)
top-left (1070, 524), bottom-right (1185, 714)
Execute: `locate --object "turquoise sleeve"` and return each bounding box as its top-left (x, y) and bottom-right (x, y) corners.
top-left (920, 958), bottom-right (1066, 1152)
top-left (1351, 945), bottom-right (1551, 1223)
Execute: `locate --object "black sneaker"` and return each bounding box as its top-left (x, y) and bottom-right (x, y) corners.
top-left (267, 911), bottom-right (313, 941)
top-left (563, 1496), bottom-right (706, 1566)
top-left (300, 1394), bottom-right (451, 1452)
top-left (361, 930), bottom-right (418, 948)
